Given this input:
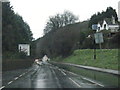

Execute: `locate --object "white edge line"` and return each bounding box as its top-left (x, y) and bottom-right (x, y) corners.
top-left (62, 69), bottom-right (104, 87)
top-left (52, 69), bottom-right (61, 88)
top-left (68, 71), bottom-right (78, 76)
top-left (83, 77), bottom-right (104, 87)
top-left (59, 69), bottom-right (66, 76)
top-left (62, 69), bottom-right (78, 76)
top-left (0, 86), bottom-right (5, 90)
top-left (8, 81), bottom-right (13, 85)
top-left (69, 78), bottom-right (81, 87)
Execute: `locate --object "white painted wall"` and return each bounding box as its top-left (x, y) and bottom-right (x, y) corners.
top-left (101, 20), bottom-right (109, 30)
top-left (42, 55), bottom-right (48, 62)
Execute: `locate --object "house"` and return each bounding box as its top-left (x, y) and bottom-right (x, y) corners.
top-left (42, 55), bottom-right (49, 63)
top-left (97, 16), bottom-right (119, 33)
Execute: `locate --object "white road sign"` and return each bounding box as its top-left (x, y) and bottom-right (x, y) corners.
top-left (18, 44), bottom-right (30, 56)
top-left (92, 24), bottom-right (98, 30)
top-left (94, 33), bottom-right (104, 44)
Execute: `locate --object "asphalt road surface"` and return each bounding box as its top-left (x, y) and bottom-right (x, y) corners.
top-left (1, 62), bottom-right (105, 89)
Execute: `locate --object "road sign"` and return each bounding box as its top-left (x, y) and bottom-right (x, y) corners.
top-left (94, 32), bottom-right (104, 44)
top-left (92, 24), bottom-right (98, 30)
top-left (18, 44), bottom-right (30, 56)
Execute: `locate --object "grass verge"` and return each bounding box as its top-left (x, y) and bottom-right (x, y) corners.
top-left (52, 49), bottom-right (119, 70)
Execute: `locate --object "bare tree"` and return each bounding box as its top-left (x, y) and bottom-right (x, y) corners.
top-left (44, 10), bottom-right (79, 34)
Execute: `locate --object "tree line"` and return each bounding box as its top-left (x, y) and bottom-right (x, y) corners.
top-left (2, 2), bottom-right (33, 59)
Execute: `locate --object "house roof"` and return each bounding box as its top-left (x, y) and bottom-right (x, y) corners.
top-left (104, 18), bottom-right (113, 25)
top-left (98, 20), bottom-right (103, 26)
top-left (98, 18), bottom-right (118, 26)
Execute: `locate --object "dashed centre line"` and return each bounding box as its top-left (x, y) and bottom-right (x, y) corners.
top-left (19, 74), bottom-right (23, 77)
top-left (0, 86), bottom-right (5, 90)
top-left (14, 77), bottom-right (19, 80)
top-left (8, 81), bottom-right (13, 85)
top-left (0, 70), bottom-right (31, 89)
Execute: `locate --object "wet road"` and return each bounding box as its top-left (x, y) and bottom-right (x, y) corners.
top-left (2, 63), bottom-right (104, 88)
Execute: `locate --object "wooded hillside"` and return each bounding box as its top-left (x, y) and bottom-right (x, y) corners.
top-left (36, 7), bottom-right (119, 58)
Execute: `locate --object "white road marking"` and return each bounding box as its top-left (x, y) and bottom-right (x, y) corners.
top-left (59, 69), bottom-right (66, 76)
top-left (19, 74), bottom-right (23, 77)
top-left (0, 86), bottom-right (5, 90)
top-left (14, 77), bottom-right (19, 80)
top-left (52, 69), bottom-right (61, 88)
top-left (68, 78), bottom-right (81, 87)
top-left (61, 69), bottom-right (78, 76)
top-left (67, 71), bottom-right (78, 76)
top-left (15, 71), bottom-right (27, 79)
top-left (22, 73), bottom-right (26, 76)
top-left (8, 81), bottom-right (13, 85)
top-left (82, 77), bottom-right (104, 87)
top-left (61, 68), bottom-right (104, 87)
top-left (53, 67), bottom-right (104, 87)
top-left (0, 70), bottom-right (31, 89)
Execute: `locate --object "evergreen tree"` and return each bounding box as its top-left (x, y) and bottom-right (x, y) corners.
top-left (2, 2), bottom-right (33, 58)
top-left (89, 7), bottom-right (118, 28)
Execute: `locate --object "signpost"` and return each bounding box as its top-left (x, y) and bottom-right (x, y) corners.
top-left (92, 24), bottom-right (98, 30)
top-left (92, 24), bottom-right (104, 60)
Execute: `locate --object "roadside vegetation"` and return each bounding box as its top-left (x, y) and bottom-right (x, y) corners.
top-left (2, 2), bottom-right (35, 71)
top-left (36, 6), bottom-right (119, 70)
top-left (2, 2), bottom-right (34, 59)
top-left (52, 49), bottom-right (119, 70)
top-left (36, 6), bottom-right (119, 59)
top-left (3, 1), bottom-right (119, 71)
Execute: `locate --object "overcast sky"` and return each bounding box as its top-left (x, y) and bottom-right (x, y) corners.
top-left (9, 0), bottom-right (120, 40)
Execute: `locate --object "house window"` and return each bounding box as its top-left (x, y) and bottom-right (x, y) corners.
top-left (104, 24), bottom-right (106, 29)
top-left (98, 27), bottom-right (100, 30)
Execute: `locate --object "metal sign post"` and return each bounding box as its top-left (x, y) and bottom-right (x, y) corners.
top-left (92, 24), bottom-right (104, 60)
top-left (92, 24), bottom-right (97, 60)
top-left (94, 41), bottom-right (96, 60)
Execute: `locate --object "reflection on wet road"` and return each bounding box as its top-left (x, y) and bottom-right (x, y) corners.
top-left (2, 63), bottom-right (104, 88)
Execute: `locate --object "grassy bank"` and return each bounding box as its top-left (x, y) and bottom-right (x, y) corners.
top-left (52, 49), bottom-right (119, 70)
